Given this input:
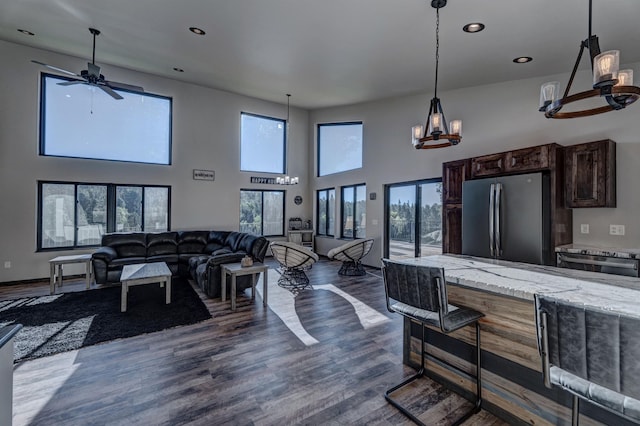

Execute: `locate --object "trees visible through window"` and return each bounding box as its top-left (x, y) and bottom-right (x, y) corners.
top-left (40, 74), bottom-right (172, 165)
top-left (241, 113), bottom-right (285, 173)
top-left (318, 122), bottom-right (363, 176)
top-left (239, 190), bottom-right (285, 236)
top-left (317, 188), bottom-right (335, 236)
top-left (341, 184), bottom-right (366, 239)
top-left (38, 182), bottom-right (170, 250)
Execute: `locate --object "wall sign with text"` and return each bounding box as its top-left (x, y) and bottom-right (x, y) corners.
top-left (193, 169), bottom-right (215, 181)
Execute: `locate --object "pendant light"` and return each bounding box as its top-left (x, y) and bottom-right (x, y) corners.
top-left (539, 0), bottom-right (639, 119)
top-left (276, 94), bottom-right (299, 185)
top-left (412, 0), bottom-right (462, 150)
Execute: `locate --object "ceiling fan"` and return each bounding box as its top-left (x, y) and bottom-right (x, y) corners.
top-left (32, 28), bottom-right (144, 100)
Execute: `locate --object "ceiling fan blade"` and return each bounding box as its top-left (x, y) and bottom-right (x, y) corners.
top-left (105, 80), bottom-right (144, 93)
top-left (99, 85), bottom-right (123, 100)
top-left (88, 62), bottom-right (101, 77)
top-left (31, 60), bottom-right (81, 77)
top-left (57, 80), bottom-right (86, 86)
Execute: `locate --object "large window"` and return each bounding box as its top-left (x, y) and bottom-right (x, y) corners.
top-left (318, 122), bottom-right (363, 176)
top-left (316, 188), bottom-right (335, 237)
top-left (40, 74), bottom-right (172, 165)
top-left (239, 190), bottom-right (285, 236)
top-left (38, 182), bottom-right (170, 250)
top-left (241, 113), bottom-right (285, 173)
top-left (341, 184), bottom-right (366, 239)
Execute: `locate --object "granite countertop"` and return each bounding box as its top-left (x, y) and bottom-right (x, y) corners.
top-left (555, 244), bottom-right (640, 259)
top-left (398, 255), bottom-right (640, 319)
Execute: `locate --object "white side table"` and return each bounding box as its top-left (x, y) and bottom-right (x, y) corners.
top-left (221, 262), bottom-right (268, 311)
top-left (49, 254), bottom-right (93, 295)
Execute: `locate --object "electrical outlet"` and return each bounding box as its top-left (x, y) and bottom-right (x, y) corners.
top-left (3, 261), bottom-right (10, 269)
top-left (610, 224), bottom-right (626, 236)
top-left (371, 219), bottom-right (379, 226)
top-left (580, 224), bottom-right (589, 234)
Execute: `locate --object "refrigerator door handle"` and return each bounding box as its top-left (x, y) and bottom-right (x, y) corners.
top-left (495, 183), bottom-right (502, 257)
top-left (489, 183), bottom-right (495, 257)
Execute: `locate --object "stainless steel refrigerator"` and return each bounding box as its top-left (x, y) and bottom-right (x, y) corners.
top-left (462, 172), bottom-right (551, 265)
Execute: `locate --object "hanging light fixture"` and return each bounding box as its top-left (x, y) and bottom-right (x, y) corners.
top-left (539, 0), bottom-right (639, 119)
top-left (276, 94), bottom-right (299, 185)
top-left (412, 0), bottom-right (462, 150)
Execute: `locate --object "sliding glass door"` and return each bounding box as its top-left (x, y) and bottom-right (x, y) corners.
top-left (384, 178), bottom-right (442, 260)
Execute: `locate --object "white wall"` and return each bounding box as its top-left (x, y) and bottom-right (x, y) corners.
top-left (0, 40), bottom-right (310, 282)
top-left (310, 62), bottom-right (640, 267)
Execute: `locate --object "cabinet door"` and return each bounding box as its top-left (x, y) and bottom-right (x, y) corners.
top-left (442, 159), bottom-right (470, 204)
top-left (443, 204), bottom-right (462, 254)
top-left (471, 153), bottom-right (505, 178)
top-left (565, 140), bottom-right (616, 208)
top-left (505, 145), bottom-right (550, 172)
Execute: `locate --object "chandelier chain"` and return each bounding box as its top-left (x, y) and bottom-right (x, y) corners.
top-left (434, 6), bottom-right (440, 99)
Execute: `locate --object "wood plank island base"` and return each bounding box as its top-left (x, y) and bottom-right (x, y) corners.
top-left (399, 255), bottom-right (640, 426)
top-left (120, 262), bottom-right (172, 312)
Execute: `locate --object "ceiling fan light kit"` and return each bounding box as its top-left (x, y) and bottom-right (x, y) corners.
top-left (412, 0), bottom-right (462, 150)
top-left (539, 0), bottom-right (639, 119)
top-left (32, 28), bottom-right (144, 100)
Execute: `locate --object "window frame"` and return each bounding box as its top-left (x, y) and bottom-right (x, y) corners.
top-left (37, 180), bottom-right (171, 251)
top-left (239, 189), bottom-right (286, 237)
top-left (340, 183), bottom-right (366, 239)
top-left (317, 121), bottom-right (363, 177)
top-left (39, 73), bottom-right (173, 165)
top-left (240, 112), bottom-right (286, 174)
top-left (316, 188), bottom-right (336, 237)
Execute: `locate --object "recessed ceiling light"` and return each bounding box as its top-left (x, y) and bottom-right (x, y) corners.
top-left (173, 67), bottom-right (184, 72)
top-left (189, 27), bottom-right (206, 35)
top-left (18, 29), bottom-right (35, 36)
top-left (513, 56), bottom-right (533, 64)
top-left (463, 23), bottom-right (485, 33)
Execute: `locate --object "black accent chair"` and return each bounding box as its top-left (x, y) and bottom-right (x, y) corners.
top-left (535, 295), bottom-right (640, 425)
top-left (381, 259), bottom-right (484, 426)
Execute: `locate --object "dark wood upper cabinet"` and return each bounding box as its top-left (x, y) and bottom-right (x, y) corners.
top-left (442, 159), bottom-right (470, 204)
top-left (505, 145), bottom-right (550, 173)
top-left (564, 139), bottom-right (616, 208)
top-left (471, 153), bottom-right (505, 178)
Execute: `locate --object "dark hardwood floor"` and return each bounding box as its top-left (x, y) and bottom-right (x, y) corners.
top-left (2, 258), bottom-right (508, 425)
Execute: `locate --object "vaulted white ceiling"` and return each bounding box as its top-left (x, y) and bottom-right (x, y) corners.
top-left (1, 0), bottom-right (639, 109)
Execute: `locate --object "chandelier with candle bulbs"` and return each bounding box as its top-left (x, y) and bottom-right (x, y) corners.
top-left (276, 94), bottom-right (299, 185)
top-left (539, 0), bottom-right (639, 119)
top-left (412, 0), bottom-right (462, 149)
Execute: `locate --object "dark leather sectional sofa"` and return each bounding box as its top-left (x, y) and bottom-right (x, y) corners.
top-left (91, 231), bottom-right (269, 298)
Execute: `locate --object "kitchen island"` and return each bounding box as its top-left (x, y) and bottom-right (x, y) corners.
top-left (397, 255), bottom-right (639, 426)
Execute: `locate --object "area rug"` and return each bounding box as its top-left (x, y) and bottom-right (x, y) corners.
top-left (0, 279), bottom-right (211, 361)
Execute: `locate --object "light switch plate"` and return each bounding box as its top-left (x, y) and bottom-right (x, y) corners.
top-left (610, 224), bottom-right (626, 236)
top-left (580, 224), bottom-right (589, 234)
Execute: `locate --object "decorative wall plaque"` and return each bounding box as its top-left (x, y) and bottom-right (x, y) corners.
top-left (193, 169), bottom-right (215, 181)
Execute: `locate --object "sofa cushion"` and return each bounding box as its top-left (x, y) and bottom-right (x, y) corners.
top-left (225, 231), bottom-right (247, 252)
top-left (208, 231), bottom-right (230, 246)
top-left (146, 232), bottom-right (178, 256)
top-left (177, 231), bottom-right (209, 254)
top-left (110, 257), bottom-right (147, 267)
top-left (146, 254), bottom-right (179, 264)
top-left (204, 242), bottom-right (225, 254)
top-left (102, 233), bottom-right (147, 258)
top-left (213, 248), bottom-right (233, 256)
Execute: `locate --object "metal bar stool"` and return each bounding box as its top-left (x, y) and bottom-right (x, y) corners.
top-left (381, 259), bottom-right (484, 426)
top-left (535, 294), bottom-right (640, 425)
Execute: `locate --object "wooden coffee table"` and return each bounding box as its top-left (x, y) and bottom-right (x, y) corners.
top-left (120, 262), bottom-right (172, 312)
